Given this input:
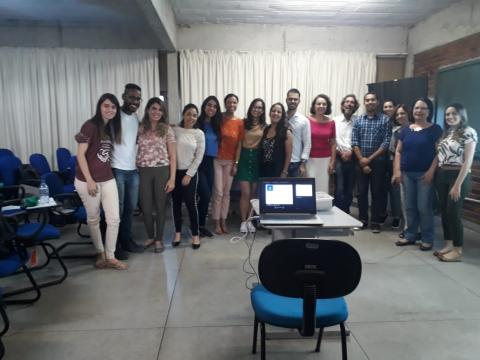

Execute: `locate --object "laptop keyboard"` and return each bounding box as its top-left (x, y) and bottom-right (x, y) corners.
top-left (262, 214), bottom-right (317, 220)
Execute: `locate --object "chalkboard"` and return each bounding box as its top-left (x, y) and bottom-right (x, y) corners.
top-left (436, 58), bottom-right (480, 159)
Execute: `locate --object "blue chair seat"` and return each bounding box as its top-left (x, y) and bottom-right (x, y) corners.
top-left (17, 223), bottom-right (60, 241)
top-left (0, 253), bottom-right (28, 277)
top-left (251, 284), bottom-right (348, 329)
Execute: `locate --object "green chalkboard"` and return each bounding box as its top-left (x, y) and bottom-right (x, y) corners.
top-left (435, 58), bottom-right (480, 159)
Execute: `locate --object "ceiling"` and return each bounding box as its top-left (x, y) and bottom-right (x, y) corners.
top-left (171, 0), bottom-right (462, 27)
top-left (0, 0), bottom-right (463, 28)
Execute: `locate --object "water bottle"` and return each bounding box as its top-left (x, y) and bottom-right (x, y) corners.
top-left (38, 180), bottom-right (50, 205)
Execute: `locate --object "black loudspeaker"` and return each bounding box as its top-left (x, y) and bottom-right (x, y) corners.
top-left (368, 76), bottom-right (428, 115)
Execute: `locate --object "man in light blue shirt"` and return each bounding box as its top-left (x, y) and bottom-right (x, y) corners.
top-left (286, 88), bottom-right (311, 177)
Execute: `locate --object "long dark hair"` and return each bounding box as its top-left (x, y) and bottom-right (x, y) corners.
top-left (268, 102), bottom-right (288, 138)
top-left (443, 103), bottom-right (469, 141)
top-left (91, 93), bottom-right (121, 144)
top-left (245, 98), bottom-right (266, 130)
top-left (140, 97), bottom-right (169, 137)
top-left (179, 103), bottom-right (199, 128)
top-left (197, 96), bottom-right (222, 136)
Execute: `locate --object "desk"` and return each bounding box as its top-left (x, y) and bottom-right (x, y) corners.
top-left (261, 206), bottom-right (363, 241)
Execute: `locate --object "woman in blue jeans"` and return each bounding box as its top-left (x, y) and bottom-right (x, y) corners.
top-left (392, 98), bottom-right (442, 250)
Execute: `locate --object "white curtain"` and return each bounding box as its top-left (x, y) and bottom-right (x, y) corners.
top-left (180, 49), bottom-right (376, 119)
top-left (0, 47), bottom-right (159, 165)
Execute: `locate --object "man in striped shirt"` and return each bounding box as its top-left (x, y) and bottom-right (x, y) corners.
top-left (351, 92), bottom-right (391, 233)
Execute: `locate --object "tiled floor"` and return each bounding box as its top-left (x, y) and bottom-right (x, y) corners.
top-left (2, 209), bottom-right (480, 360)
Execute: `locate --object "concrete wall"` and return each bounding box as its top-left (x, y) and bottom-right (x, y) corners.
top-left (0, 25), bottom-right (161, 49)
top-left (406, 0), bottom-right (480, 76)
top-left (178, 24), bottom-right (408, 54)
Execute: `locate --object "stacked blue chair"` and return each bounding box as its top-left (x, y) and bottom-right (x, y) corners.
top-left (251, 239), bottom-right (362, 360)
top-left (0, 149), bottom-right (14, 158)
top-left (56, 148), bottom-right (71, 172)
top-left (1, 186), bottom-right (68, 291)
top-left (1, 212), bottom-right (42, 359)
top-left (0, 156), bottom-right (21, 187)
top-left (30, 153), bottom-right (74, 193)
top-left (42, 172), bottom-right (94, 258)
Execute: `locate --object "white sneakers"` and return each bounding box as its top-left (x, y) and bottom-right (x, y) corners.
top-left (240, 221), bottom-right (256, 233)
top-left (240, 221), bottom-right (248, 233)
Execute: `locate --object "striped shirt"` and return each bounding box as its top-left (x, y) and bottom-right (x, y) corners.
top-left (351, 113), bottom-right (391, 157)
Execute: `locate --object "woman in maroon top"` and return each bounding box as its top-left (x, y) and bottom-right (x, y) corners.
top-left (75, 93), bottom-right (128, 270)
top-left (307, 94), bottom-right (336, 193)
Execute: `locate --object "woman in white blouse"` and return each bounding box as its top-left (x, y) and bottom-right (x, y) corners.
top-left (172, 104), bottom-right (205, 249)
top-left (434, 103), bottom-right (477, 262)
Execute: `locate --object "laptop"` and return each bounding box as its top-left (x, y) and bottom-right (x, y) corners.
top-left (258, 177), bottom-right (323, 226)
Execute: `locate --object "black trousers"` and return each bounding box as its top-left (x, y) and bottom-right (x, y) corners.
top-left (172, 170), bottom-right (199, 236)
top-left (356, 157), bottom-right (387, 224)
top-left (333, 157), bottom-right (356, 214)
top-left (197, 156), bottom-right (214, 228)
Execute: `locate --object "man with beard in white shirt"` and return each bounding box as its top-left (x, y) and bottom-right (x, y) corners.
top-left (285, 88), bottom-right (311, 177)
top-left (333, 94), bottom-right (359, 214)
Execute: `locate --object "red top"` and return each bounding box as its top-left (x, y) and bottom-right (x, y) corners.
top-left (75, 120), bottom-right (114, 182)
top-left (308, 117), bottom-right (335, 158)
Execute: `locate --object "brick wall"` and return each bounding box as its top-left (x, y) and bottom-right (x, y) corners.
top-left (414, 32), bottom-right (480, 224)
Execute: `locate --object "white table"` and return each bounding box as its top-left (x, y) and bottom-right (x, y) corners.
top-left (261, 206), bottom-right (363, 241)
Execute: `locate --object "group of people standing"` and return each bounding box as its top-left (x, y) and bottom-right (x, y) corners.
top-left (73, 83), bottom-right (477, 270)
top-left (348, 94), bottom-right (477, 263)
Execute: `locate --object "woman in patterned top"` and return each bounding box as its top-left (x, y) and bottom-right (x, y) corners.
top-left (136, 98), bottom-right (176, 253)
top-left (75, 93), bottom-right (127, 270)
top-left (434, 103), bottom-right (478, 262)
top-left (259, 103), bottom-right (293, 178)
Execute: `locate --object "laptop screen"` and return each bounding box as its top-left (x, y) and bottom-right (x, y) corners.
top-left (259, 177), bottom-right (317, 214)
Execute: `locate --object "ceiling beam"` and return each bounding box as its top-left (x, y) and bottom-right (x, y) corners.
top-left (136, 0), bottom-right (177, 51)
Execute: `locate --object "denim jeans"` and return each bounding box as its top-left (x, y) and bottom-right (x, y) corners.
top-left (385, 159), bottom-right (402, 219)
top-left (288, 162), bottom-right (301, 177)
top-left (113, 168), bottom-right (139, 246)
top-left (197, 156), bottom-right (215, 227)
top-left (333, 157), bottom-right (356, 214)
top-left (403, 171), bottom-right (435, 244)
top-left (356, 157), bottom-right (387, 224)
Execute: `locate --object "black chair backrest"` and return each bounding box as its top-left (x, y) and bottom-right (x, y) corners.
top-left (259, 239), bottom-right (362, 299)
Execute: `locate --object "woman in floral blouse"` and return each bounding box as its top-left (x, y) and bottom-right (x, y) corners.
top-left (434, 103), bottom-right (477, 262)
top-left (136, 98), bottom-right (176, 253)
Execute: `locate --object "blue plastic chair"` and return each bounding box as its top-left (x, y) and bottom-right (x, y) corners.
top-left (29, 153), bottom-right (51, 177)
top-left (0, 217), bottom-right (41, 360)
top-left (56, 148), bottom-right (71, 172)
top-left (0, 149), bottom-right (14, 158)
top-left (1, 188), bottom-right (68, 291)
top-left (0, 156), bottom-right (21, 186)
top-left (250, 239), bottom-right (362, 360)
